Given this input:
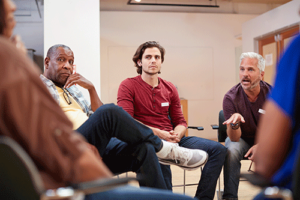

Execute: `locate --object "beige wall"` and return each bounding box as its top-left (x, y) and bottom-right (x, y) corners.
top-left (100, 11), bottom-right (256, 139)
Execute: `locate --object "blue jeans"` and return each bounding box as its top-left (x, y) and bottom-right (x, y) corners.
top-left (85, 185), bottom-right (196, 200)
top-left (160, 136), bottom-right (227, 200)
top-left (223, 137), bottom-right (251, 199)
top-left (77, 104), bottom-right (168, 189)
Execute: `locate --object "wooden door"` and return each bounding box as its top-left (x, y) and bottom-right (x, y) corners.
top-left (258, 25), bottom-right (299, 85)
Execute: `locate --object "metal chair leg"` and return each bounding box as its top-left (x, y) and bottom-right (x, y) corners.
top-left (183, 169), bottom-right (186, 194)
top-left (173, 166), bottom-right (203, 193)
top-left (217, 176), bottom-right (222, 200)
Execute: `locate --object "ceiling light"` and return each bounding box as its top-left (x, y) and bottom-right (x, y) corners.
top-left (127, 0), bottom-right (219, 8)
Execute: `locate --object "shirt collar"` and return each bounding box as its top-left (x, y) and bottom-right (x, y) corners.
top-left (138, 75), bottom-right (161, 89)
top-left (40, 74), bottom-right (55, 87)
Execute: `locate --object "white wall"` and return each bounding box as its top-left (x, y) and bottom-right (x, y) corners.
top-left (101, 11), bottom-right (256, 139)
top-left (44, 0), bottom-right (101, 99)
top-left (242, 0), bottom-right (300, 52)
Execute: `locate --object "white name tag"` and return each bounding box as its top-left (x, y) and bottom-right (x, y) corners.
top-left (258, 109), bottom-right (265, 114)
top-left (161, 102), bottom-right (169, 107)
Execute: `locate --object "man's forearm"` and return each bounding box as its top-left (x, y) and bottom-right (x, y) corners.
top-left (132, 119), bottom-right (160, 137)
top-left (255, 100), bottom-right (292, 179)
top-left (226, 124), bottom-right (242, 142)
top-left (222, 112), bottom-right (244, 142)
top-left (174, 125), bottom-right (187, 140)
top-left (88, 87), bottom-right (103, 111)
top-left (142, 123), bottom-right (163, 138)
top-left (140, 121), bottom-right (179, 142)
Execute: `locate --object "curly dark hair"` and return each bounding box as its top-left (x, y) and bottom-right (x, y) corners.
top-left (132, 41), bottom-right (165, 74)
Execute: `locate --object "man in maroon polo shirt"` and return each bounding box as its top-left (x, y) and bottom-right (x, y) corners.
top-left (117, 41), bottom-right (227, 200)
top-left (222, 52), bottom-right (271, 200)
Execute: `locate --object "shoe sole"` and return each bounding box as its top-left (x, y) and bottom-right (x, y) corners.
top-left (158, 152), bottom-right (209, 171)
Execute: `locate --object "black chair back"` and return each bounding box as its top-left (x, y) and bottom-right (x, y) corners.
top-left (218, 110), bottom-right (227, 142)
top-left (0, 136), bottom-right (44, 200)
top-left (293, 147), bottom-right (300, 200)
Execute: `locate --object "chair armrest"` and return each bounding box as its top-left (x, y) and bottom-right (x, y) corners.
top-left (43, 177), bottom-right (137, 199)
top-left (188, 126), bottom-right (204, 131)
top-left (240, 173), bottom-right (272, 188)
top-left (241, 173), bottom-right (293, 200)
top-left (211, 124), bottom-right (219, 130)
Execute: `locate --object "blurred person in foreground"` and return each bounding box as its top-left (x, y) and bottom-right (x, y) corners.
top-left (253, 34), bottom-right (300, 199)
top-left (0, 0), bottom-right (196, 199)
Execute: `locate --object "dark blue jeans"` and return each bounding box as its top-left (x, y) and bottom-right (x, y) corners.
top-left (76, 104), bottom-right (168, 189)
top-left (223, 137), bottom-right (251, 199)
top-left (160, 136), bottom-right (227, 200)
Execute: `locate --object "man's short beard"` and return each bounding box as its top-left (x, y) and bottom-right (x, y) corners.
top-left (249, 79), bottom-right (260, 90)
top-left (54, 76), bottom-right (68, 87)
top-left (242, 77), bottom-right (260, 91)
top-left (142, 69), bottom-right (161, 75)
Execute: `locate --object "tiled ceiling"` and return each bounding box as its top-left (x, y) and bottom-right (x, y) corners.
top-left (14, 0), bottom-right (43, 18)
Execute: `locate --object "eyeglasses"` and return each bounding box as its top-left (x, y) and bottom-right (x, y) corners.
top-left (62, 88), bottom-right (72, 105)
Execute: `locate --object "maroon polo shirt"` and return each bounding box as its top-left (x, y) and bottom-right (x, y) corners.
top-left (223, 81), bottom-right (271, 145)
top-left (118, 75), bottom-right (187, 131)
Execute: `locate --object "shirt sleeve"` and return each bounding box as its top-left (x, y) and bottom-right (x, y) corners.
top-left (117, 79), bottom-right (135, 117)
top-left (168, 84), bottom-right (187, 128)
top-left (223, 94), bottom-right (236, 121)
top-left (70, 86), bottom-right (93, 116)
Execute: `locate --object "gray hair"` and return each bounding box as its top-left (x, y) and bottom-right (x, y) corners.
top-left (46, 44), bottom-right (72, 58)
top-left (240, 52), bottom-right (265, 72)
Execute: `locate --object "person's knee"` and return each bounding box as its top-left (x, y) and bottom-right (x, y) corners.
top-left (226, 145), bottom-right (243, 161)
top-left (217, 142), bottom-right (227, 156)
top-left (137, 142), bottom-right (157, 160)
top-left (209, 142), bottom-right (227, 161)
top-left (141, 142), bottom-right (156, 154)
top-left (94, 103), bottom-right (121, 116)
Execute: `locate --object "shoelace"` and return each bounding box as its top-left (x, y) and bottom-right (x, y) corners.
top-left (168, 144), bottom-right (190, 164)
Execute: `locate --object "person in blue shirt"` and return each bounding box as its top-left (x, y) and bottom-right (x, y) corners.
top-left (254, 34), bottom-right (300, 198)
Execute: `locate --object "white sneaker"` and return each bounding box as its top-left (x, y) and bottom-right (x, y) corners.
top-left (157, 143), bottom-right (208, 171)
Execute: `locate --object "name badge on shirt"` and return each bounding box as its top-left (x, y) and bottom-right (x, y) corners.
top-left (161, 102), bottom-right (169, 107)
top-left (258, 109), bottom-right (265, 114)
